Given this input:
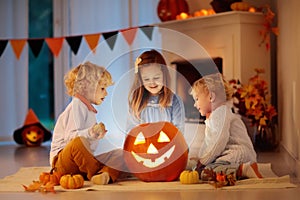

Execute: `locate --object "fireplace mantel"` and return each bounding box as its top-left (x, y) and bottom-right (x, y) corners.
top-left (156, 11), bottom-right (270, 84)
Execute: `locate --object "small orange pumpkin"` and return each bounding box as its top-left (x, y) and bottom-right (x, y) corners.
top-left (39, 168), bottom-right (62, 185)
top-left (59, 174), bottom-right (84, 189)
top-left (230, 2), bottom-right (250, 11)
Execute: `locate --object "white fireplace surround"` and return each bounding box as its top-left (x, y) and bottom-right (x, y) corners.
top-left (157, 11), bottom-right (270, 85)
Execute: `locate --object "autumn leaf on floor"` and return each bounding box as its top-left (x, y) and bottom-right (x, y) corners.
top-left (40, 182), bottom-right (56, 193)
top-left (22, 180), bottom-right (42, 192)
top-left (22, 180), bottom-right (56, 193)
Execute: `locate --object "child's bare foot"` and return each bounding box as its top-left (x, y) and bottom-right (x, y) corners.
top-left (239, 162), bottom-right (263, 178)
top-left (91, 172), bottom-right (110, 185)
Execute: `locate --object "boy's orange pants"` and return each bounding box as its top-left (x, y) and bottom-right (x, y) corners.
top-left (52, 137), bottom-right (119, 182)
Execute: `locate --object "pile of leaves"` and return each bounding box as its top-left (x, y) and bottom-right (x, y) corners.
top-left (201, 168), bottom-right (236, 188)
top-left (229, 68), bottom-right (277, 128)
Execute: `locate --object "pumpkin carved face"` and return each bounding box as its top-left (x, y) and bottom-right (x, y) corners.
top-left (123, 121), bottom-right (188, 182)
top-left (21, 125), bottom-right (45, 147)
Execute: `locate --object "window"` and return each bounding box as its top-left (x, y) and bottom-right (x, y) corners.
top-left (29, 0), bottom-right (54, 130)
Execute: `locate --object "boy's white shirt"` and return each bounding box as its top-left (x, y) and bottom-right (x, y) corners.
top-left (49, 97), bottom-right (99, 165)
top-left (198, 103), bottom-right (257, 166)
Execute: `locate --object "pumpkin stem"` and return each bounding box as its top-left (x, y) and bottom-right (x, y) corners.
top-left (50, 167), bottom-right (57, 174)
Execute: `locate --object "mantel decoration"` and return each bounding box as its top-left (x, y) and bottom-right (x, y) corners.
top-left (157, 0), bottom-right (189, 22)
top-left (259, 4), bottom-right (279, 51)
top-left (210, 0), bottom-right (242, 13)
top-left (229, 68), bottom-right (278, 151)
top-left (173, 2), bottom-right (278, 52)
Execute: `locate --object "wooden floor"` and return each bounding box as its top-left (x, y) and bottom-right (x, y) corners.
top-left (0, 141), bottom-right (299, 200)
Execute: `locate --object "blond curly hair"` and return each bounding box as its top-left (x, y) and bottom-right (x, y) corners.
top-left (64, 61), bottom-right (113, 97)
top-left (190, 73), bottom-right (233, 101)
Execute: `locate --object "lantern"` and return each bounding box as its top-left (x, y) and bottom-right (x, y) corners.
top-left (21, 125), bottom-right (45, 147)
top-left (13, 109), bottom-right (52, 147)
top-left (123, 121), bottom-right (188, 182)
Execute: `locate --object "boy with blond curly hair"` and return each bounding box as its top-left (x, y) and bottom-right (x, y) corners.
top-left (50, 61), bottom-right (119, 185)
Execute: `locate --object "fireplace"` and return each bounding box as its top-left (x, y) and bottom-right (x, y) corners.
top-left (171, 57), bottom-right (223, 123)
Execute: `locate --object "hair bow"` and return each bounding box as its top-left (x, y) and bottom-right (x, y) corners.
top-left (134, 57), bottom-right (142, 73)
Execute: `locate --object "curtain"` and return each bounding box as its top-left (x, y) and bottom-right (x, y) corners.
top-left (0, 0), bottom-right (28, 141)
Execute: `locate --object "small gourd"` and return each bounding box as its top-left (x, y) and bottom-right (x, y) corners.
top-left (179, 170), bottom-right (199, 184)
top-left (39, 168), bottom-right (62, 185)
top-left (59, 174), bottom-right (84, 189)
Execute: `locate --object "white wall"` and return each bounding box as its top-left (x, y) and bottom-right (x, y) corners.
top-left (0, 0), bottom-right (28, 140)
top-left (277, 0), bottom-right (300, 179)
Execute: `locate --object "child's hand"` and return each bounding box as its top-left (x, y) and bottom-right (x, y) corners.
top-left (89, 122), bottom-right (107, 139)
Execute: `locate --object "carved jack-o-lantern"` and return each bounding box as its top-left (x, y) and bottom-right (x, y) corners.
top-left (13, 109), bottom-right (52, 147)
top-left (123, 121), bottom-right (188, 182)
top-left (21, 125), bottom-right (45, 147)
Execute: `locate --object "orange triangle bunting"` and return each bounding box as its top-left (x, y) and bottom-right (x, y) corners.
top-left (121, 28), bottom-right (137, 45)
top-left (10, 39), bottom-right (27, 59)
top-left (45, 37), bottom-right (64, 57)
top-left (84, 33), bottom-right (100, 54)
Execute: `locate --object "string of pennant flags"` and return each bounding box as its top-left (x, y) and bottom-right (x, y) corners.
top-left (0, 25), bottom-right (154, 60)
